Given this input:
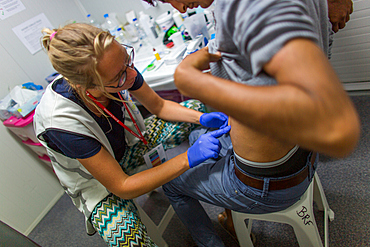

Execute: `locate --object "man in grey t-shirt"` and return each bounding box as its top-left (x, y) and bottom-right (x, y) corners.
top-left (144, 0), bottom-right (358, 246)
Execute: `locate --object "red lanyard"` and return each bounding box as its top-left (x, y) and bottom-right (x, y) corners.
top-left (86, 91), bottom-right (148, 145)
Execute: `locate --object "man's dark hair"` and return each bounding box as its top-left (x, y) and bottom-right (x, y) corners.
top-left (143, 0), bottom-right (164, 6)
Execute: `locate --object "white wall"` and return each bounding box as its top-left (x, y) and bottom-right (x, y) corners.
top-left (0, 0), bottom-right (87, 235)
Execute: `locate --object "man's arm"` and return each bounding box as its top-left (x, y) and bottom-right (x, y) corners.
top-left (328, 0), bottom-right (353, 32)
top-left (174, 39), bottom-right (360, 157)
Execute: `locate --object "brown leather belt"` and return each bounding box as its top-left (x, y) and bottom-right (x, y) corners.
top-left (234, 152), bottom-right (316, 191)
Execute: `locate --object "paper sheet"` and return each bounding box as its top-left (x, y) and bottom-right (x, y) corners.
top-left (12, 13), bottom-right (53, 55)
top-left (0, 0), bottom-right (25, 20)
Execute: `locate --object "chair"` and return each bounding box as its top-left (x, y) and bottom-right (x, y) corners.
top-left (134, 197), bottom-right (175, 247)
top-left (231, 173), bottom-right (335, 247)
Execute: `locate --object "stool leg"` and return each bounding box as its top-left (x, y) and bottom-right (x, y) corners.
top-left (157, 205), bottom-right (175, 234)
top-left (135, 202), bottom-right (169, 247)
top-left (313, 173), bottom-right (335, 247)
top-left (290, 216), bottom-right (323, 247)
top-left (231, 211), bottom-right (255, 247)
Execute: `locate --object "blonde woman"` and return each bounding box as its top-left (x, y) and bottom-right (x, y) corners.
top-left (35, 23), bottom-right (230, 246)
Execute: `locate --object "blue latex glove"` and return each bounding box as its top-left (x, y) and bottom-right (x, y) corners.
top-left (199, 112), bottom-right (229, 129)
top-left (187, 126), bottom-right (231, 168)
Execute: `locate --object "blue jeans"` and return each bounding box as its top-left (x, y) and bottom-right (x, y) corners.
top-left (162, 128), bottom-right (318, 247)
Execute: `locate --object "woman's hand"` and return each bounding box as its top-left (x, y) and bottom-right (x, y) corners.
top-left (200, 112), bottom-right (229, 129)
top-left (187, 126), bottom-right (231, 168)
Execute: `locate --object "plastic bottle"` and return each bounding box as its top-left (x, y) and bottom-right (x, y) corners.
top-left (153, 48), bottom-right (161, 60)
top-left (103, 13), bottom-right (119, 36)
top-left (139, 11), bottom-right (160, 46)
top-left (86, 14), bottom-right (101, 28)
top-left (132, 18), bottom-right (147, 41)
top-left (172, 10), bottom-right (184, 30)
top-left (181, 12), bottom-right (189, 20)
top-left (115, 27), bottom-right (130, 45)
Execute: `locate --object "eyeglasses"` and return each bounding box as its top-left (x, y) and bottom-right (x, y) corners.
top-left (105, 44), bottom-right (135, 89)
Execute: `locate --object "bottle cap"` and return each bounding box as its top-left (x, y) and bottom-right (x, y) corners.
top-left (104, 14), bottom-right (109, 18)
top-left (166, 42), bottom-right (174, 48)
top-left (147, 63), bottom-right (156, 71)
top-left (87, 14), bottom-right (91, 17)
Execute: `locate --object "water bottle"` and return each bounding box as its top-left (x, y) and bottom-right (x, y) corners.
top-left (132, 18), bottom-right (147, 41)
top-left (115, 27), bottom-right (130, 45)
top-left (103, 13), bottom-right (119, 36)
top-left (86, 14), bottom-right (101, 28)
top-left (139, 11), bottom-right (160, 46)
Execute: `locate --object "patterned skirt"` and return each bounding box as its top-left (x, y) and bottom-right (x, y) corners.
top-left (90, 100), bottom-right (206, 246)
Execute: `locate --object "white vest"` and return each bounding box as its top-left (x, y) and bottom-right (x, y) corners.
top-left (34, 76), bottom-right (144, 234)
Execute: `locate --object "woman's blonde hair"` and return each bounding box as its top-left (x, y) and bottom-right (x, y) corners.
top-left (41, 23), bottom-right (118, 114)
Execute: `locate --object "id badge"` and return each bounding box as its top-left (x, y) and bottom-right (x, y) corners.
top-left (143, 144), bottom-right (168, 168)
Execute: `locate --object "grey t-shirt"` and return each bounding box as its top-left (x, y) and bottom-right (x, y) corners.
top-left (209, 0), bottom-right (331, 86)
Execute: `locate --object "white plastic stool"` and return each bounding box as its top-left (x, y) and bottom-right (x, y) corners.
top-left (231, 173), bottom-right (334, 247)
top-left (134, 199), bottom-right (175, 247)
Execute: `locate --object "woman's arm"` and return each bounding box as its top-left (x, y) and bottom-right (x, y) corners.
top-left (130, 81), bottom-right (202, 124)
top-left (78, 147), bottom-right (189, 199)
top-left (78, 127), bottom-right (230, 199)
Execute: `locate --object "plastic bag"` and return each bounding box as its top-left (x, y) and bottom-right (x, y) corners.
top-left (0, 84), bottom-right (44, 120)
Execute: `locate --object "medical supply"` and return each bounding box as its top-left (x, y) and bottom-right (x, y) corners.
top-left (124, 24), bottom-right (142, 50)
top-left (146, 63), bottom-right (156, 71)
top-left (163, 43), bottom-right (187, 65)
top-left (203, 9), bottom-right (214, 25)
top-left (132, 18), bottom-right (147, 41)
top-left (156, 11), bottom-right (175, 32)
top-left (139, 11), bottom-right (161, 47)
top-left (172, 9), bottom-right (184, 29)
top-left (181, 11), bottom-right (189, 20)
top-left (166, 42), bottom-right (174, 48)
top-left (153, 48), bottom-right (161, 60)
top-left (169, 32), bottom-right (184, 47)
top-left (124, 24), bottom-right (139, 43)
top-left (183, 35), bottom-right (205, 58)
top-left (115, 27), bottom-right (129, 44)
top-left (102, 13), bottom-right (120, 36)
top-left (156, 11), bottom-right (180, 45)
top-left (183, 13), bottom-right (210, 40)
top-left (187, 8), bottom-right (197, 17)
top-left (125, 10), bottom-right (136, 25)
top-left (86, 14), bottom-right (101, 28)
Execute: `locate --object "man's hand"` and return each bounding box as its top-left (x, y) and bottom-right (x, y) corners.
top-left (177, 47), bottom-right (221, 72)
top-left (328, 0), bottom-right (353, 32)
top-left (174, 46), bottom-right (221, 97)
